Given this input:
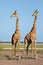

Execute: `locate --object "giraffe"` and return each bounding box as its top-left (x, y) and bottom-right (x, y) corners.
top-left (24, 10), bottom-right (38, 59)
top-left (11, 11), bottom-right (20, 59)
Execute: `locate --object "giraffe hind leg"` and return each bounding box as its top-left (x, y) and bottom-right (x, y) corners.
top-left (14, 40), bottom-right (18, 56)
top-left (11, 35), bottom-right (14, 57)
top-left (26, 39), bottom-right (32, 55)
top-left (12, 39), bottom-right (17, 57)
top-left (26, 45), bottom-right (29, 55)
top-left (24, 38), bottom-right (27, 55)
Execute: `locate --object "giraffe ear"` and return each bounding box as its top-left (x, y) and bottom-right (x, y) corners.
top-left (35, 10), bottom-right (39, 14)
top-left (10, 15), bottom-right (12, 18)
top-left (37, 11), bottom-right (39, 14)
top-left (15, 10), bottom-right (17, 13)
top-left (32, 13), bottom-right (33, 16)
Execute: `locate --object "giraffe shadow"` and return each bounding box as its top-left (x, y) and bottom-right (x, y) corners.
top-left (0, 54), bottom-right (20, 60)
top-left (21, 55), bottom-right (37, 59)
top-left (0, 54), bottom-right (13, 60)
top-left (4, 55), bottom-right (12, 60)
top-left (0, 54), bottom-right (36, 60)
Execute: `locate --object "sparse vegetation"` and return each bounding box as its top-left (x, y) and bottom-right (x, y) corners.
top-left (0, 43), bottom-right (43, 53)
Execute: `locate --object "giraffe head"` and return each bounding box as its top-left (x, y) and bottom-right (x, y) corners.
top-left (10, 10), bottom-right (19, 18)
top-left (32, 10), bottom-right (38, 17)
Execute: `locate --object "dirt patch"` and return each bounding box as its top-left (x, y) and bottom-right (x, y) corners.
top-left (0, 50), bottom-right (43, 65)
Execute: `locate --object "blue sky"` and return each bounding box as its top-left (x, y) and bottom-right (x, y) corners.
top-left (0, 0), bottom-right (43, 42)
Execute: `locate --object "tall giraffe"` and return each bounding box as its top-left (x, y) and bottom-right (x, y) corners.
top-left (24, 10), bottom-right (38, 59)
top-left (11, 11), bottom-right (20, 59)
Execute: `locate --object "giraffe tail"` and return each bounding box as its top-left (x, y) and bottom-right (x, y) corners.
top-left (11, 34), bottom-right (14, 45)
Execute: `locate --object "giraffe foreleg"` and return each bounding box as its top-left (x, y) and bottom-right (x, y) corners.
top-left (18, 40), bottom-right (21, 59)
top-left (31, 39), bottom-right (34, 58)
top-left (34, 40), bottom-right (37, 59)
top-left (31, 39), bottom-right (37, 59)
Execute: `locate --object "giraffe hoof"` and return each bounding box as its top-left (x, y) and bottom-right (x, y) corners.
top-left (18, 56), bottom-right (21, 59)
top-left (35, 56), bottom-right (37, 59)
top-left (13, 56), bottom-right (16, 59)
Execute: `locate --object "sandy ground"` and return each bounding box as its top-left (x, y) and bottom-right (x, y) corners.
top-left (0, 50), bottom-right (43, 65)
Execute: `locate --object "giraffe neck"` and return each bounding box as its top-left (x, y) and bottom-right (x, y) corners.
top-left (16, 18), bottom-right (19, 30)
top-left (33, 16), bottom-right (37, 30)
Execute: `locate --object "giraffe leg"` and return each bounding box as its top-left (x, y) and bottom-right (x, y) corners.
top-left (31, 40), bottom-right (34, 58)
top-left (34, 40), bottom-right (37, 59)
top-left (14, 43), bottom-right (16, 56)
top-left (24, 42), bottom-right (25, 55)
top-left (24, 38), bottom-right (26, 55)
top-left (12, 45), bottom-right (14, 57)
top-left (24, 39), bottom-right (27, 56)
top-left (26, 44), bottom-right (29, 55)
top-left (26, 39), bottom-right (32, 56)
top-left (12, 39), bottom-right (16, 57)
top-left (18, 40), bottom-right (21, 59)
